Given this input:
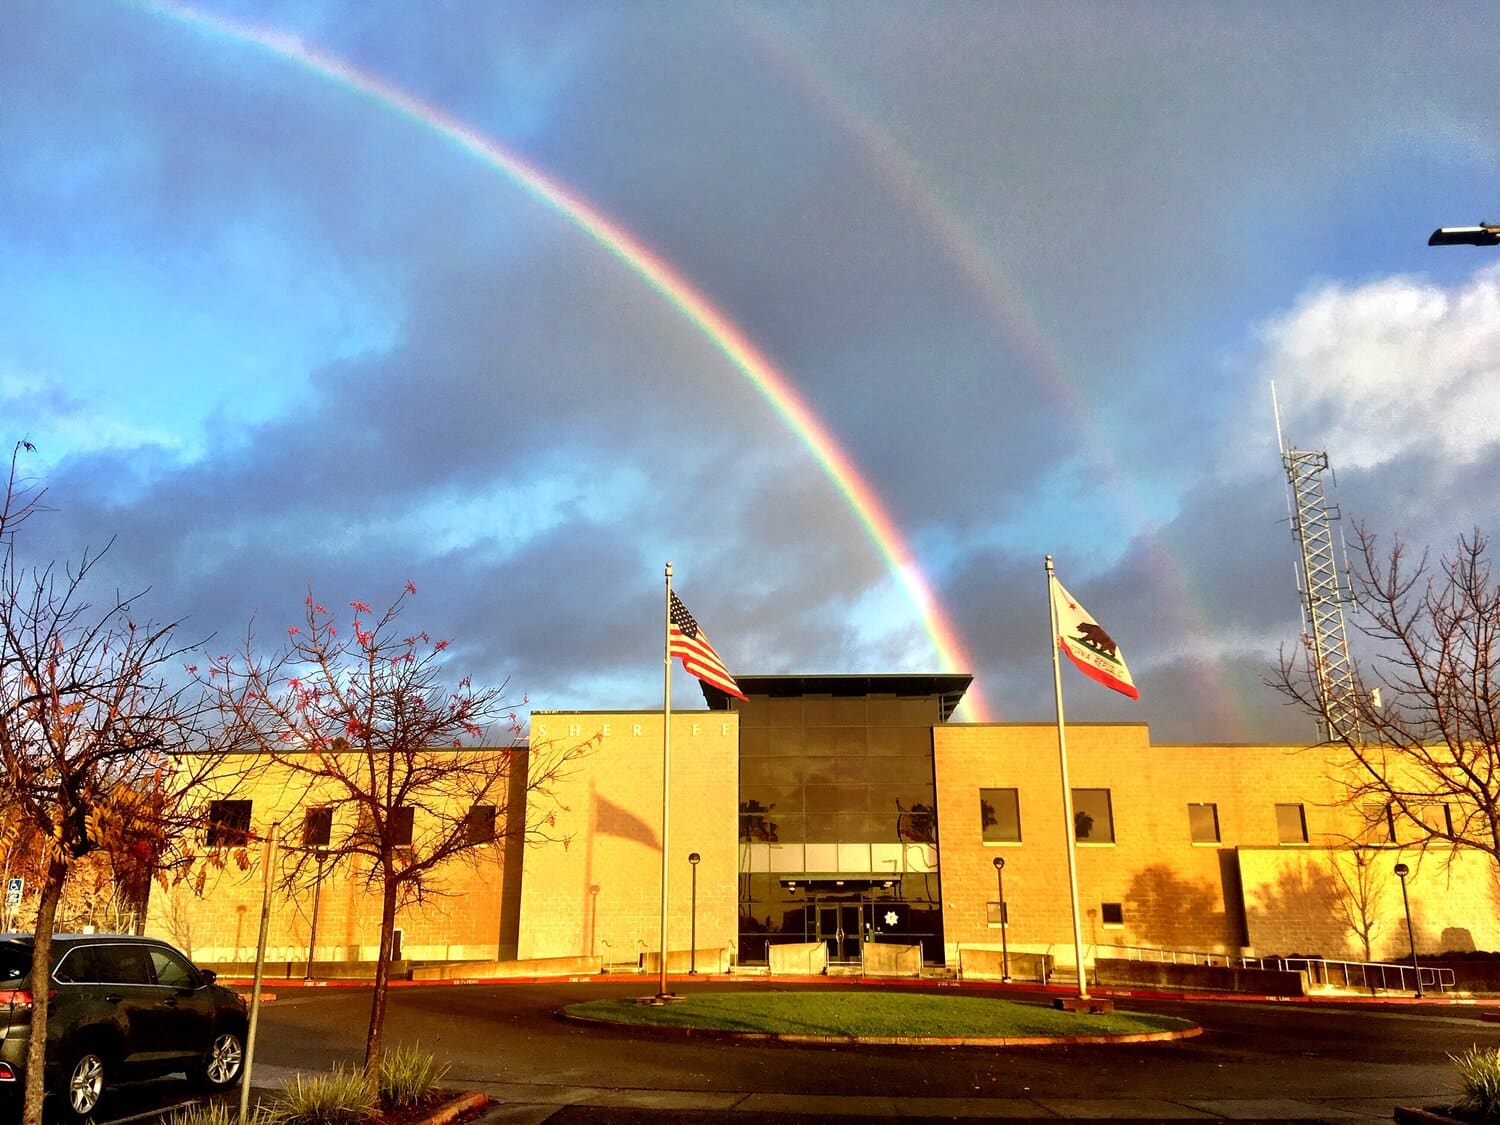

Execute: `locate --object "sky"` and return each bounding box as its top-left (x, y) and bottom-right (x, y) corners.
top-left (4, 0), bottom-right (1499, 743)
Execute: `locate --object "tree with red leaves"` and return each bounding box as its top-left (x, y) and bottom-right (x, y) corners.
top-left (0, 443), bottom-right (230, 1125)
top-left (204, 585), bottom-right (591, 1085)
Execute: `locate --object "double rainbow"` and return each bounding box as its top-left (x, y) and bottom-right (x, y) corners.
top-left (141, 0), bottom-right (992, 721)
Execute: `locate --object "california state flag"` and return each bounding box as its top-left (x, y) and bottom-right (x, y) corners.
top-left (1052, 578), bottom-right (1139, 700)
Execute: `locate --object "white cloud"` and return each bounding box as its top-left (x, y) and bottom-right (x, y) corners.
top-left (1256, 265), bottom-right (1500, 471)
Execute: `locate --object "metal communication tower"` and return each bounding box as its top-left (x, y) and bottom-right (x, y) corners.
top-left (1274, 390), bottom-right (1358, 740)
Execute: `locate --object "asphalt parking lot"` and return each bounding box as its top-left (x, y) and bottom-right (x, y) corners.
top-left (29, 979), bottom-right (1500, 1123)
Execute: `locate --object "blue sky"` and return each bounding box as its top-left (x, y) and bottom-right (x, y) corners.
top-left (5, 1), bottom-right (1499, 740)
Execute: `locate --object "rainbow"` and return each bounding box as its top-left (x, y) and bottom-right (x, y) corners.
top-left (139, 0), bottom-right (993, 721)
top-left (739, 11), bottom-right (1252, 735)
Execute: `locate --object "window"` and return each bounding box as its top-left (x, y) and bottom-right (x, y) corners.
top-left (149, 947), bottom-right (197, 989)
top-left (206, 800), bottom-right (252, 847)
top-left (1188, 803), bottom-right (1220, 844)
top-left (1100, 902), bottom-right (1124, 927)
top-left (54, 946), bottom-right (100, 984)
top-left (1275, 802), bottom-right (1308, 844)
top-left (1418, 804), bottom-right (1453, 836)
top-left (94, 944), bottom-right (154, 984)
top-left (1363, 802), bottom-right (1396, 844)
top-left (390, 806), bottom-right (415, 847)
top-left (980, 788), bottom-right (1021, 844)
top-left (466, 804), bottom-right (497, 845)
top-left (302, 807), bottom-right (333, 849)
top-left (986, 901), bottom-right (1009, 926)
top-left (1072, 789), bottom-right (1114, 843)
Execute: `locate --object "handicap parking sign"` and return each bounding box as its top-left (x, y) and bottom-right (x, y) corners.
top-left (4, 878), bottom-right (21, 907)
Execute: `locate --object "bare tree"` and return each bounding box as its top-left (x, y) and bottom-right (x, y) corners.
top-left (204, 585), bottom-right (591, 1085)
top-left (0, 444), bottom-right (228, 1125)
top-left (1274, 525), bottom-right (1500, 866)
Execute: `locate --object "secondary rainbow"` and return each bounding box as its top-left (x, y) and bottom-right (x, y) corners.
top-left (142, 0), bottom-right (993, 721)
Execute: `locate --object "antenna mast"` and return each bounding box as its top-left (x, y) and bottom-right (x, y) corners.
top-left (1275, 386), bottom-right (1358, 741)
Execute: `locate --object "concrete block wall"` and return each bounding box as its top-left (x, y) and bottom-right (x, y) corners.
top-left (933, 724), bottom-right (1351, 963)
top-left (516, 712), bottom-right (738, 966)
top-left (145, 752), bottom-right (513, 964)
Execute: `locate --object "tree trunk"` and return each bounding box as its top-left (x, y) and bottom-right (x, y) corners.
top-left (362, 874), bottom-right (400, 1089)
top-left (22, 857), bottom-right (68, 1125)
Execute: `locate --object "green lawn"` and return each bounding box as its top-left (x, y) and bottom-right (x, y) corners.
top-left (565, 990), bottom-right (1193, 1039)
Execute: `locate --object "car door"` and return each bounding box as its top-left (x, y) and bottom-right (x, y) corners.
top-left (145, 946), bottom-right (213, 1065)
top-left (91, 943), bottom-right (162, 1075)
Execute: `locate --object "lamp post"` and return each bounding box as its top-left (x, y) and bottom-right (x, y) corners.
top-left (1429, 223), bottom-right (1500, 247)
top-left (992, 856), bottom-right (1009, 982)
top-left (304, 847), bottom-right (325, 983)
top-left (1393, 862), bottom-right (1423, 998)
top-left (687, 852), bottom-right (701, 975)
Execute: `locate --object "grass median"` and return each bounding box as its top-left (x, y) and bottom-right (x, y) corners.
top-left (566, 990), bottom-right (1194, 1040)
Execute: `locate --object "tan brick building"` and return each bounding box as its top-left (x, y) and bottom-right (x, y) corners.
top-left (147, 674), bottom-right (1499, 975)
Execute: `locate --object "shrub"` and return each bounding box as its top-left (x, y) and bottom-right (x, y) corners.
top-left (379, 1044), bottom-right (450, 1108)
top-left (167, 1103), bottom-right (263, 1125)
top-left (264, 1065), bottom-right (378, 1125)
top-left (1452, 1045), bottom-right (1500, 1117)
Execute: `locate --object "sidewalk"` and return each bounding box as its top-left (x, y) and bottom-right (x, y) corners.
top-left (459, 1079), bottom-right (1407, 1122)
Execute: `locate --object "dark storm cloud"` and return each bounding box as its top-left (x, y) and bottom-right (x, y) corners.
top-left (8, 1), bottom-right (1500, 739)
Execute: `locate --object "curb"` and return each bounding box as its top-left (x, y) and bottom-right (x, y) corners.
top-left (410, 1091), bottom-right (489, 1125)
top-left (216, 971), bottom-right (1500, 1009)
top-left (1394, 1107), bottom-right (1466, 1125)
top-left (560, 1010), bottom-right (1203, 1048)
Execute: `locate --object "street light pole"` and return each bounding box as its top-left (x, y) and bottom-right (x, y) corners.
top-left (688, 852), bottom-right (700, 975)
top-left (304, 848), bottom-right (325, 982)
top-left (992, 856), bottom-right (1009, 982)
top-left (1394, 862), bottom-right (1423, 999)
top-left (1429, 223), bottom-right (1500, 247)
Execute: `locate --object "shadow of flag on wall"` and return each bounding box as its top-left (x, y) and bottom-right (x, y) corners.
top-left (594, 790), bottom-right (661, 850)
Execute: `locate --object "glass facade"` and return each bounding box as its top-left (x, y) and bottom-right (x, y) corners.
top-left (727, 678), bottom-right (964, 965)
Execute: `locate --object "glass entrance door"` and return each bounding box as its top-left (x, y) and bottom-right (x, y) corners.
top-left (814, 900), bottom-right (864, 963)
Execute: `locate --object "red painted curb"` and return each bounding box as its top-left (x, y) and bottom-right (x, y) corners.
top-left (215, 971), bottom-right (1500, 1007)
top-left (411, 1091), bottom-right (489, 1125)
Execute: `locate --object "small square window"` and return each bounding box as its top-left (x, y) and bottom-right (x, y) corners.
top-left (390, 806), bottom-right (415, 847)
top-left (1072, 789), bottom-right (1114, 843)
top-left (466, 804), bottom-right (497, 845)
top-left (1363, 802), bottom-right (1396, 844)
top-left (1418, 804), bottom-right (1452, 837)
top-left (206, 800), bottom-right (252, 847)
top-left (1275, 803), bottom-right (1308, 845)
top-left (986, 901), bottom-right (1009, 926)
top-left (980, 788), bottom-right (1021, 844)
top-left (1100, 902), bottom-right (1124, 927)
top-left (1188, 803), bottom-right (1220, 844)
top-left (303, 807), bottom-right (333, 848)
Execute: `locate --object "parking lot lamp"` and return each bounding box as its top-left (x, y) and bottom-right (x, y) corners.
top-left (1393, 862), bottom-right (1423, 998)
top-left (992, 856), bottom-right (1010, 982)
top-left (688, 852), bottom-right (701, 974)
top-left (1428, 223), bottom-right (1500, 247)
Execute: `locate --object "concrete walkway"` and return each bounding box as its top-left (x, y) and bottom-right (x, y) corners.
top-left (462, 1078), bottom-right (1409, 1122)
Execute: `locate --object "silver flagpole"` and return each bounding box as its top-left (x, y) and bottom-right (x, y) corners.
top-left (657, 562), bottom-right (673, 1001)
top-left (1046, 555), bottom-right (1089, 1000)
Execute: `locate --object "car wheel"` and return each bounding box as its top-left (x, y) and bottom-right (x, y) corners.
top-left (62, 1048), bottom-right (106, 1121)
top-left (197, 1030), bottom-right (245, 1090)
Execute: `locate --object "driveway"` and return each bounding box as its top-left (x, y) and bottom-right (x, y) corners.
top-left (229, 979), bottom-right (1496, 1121)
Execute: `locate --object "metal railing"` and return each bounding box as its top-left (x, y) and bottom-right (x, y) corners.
top-left (1246, 956), bottom-right (1454, 994)
top-left (1093, 942), bottom-right (1455, 993)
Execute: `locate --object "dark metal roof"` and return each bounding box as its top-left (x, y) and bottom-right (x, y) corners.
top-left (701, 673), bottom-right (972, 722)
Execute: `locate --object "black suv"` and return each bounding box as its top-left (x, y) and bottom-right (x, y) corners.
top-left (0, 934), bottom-right (247, 1120)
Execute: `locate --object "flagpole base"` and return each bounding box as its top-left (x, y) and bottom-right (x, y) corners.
top-left (639, 993), bottom-right (685, 1006)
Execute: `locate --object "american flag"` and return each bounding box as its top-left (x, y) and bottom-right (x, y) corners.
top-left (669, 591), bottom-right (747, 701)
